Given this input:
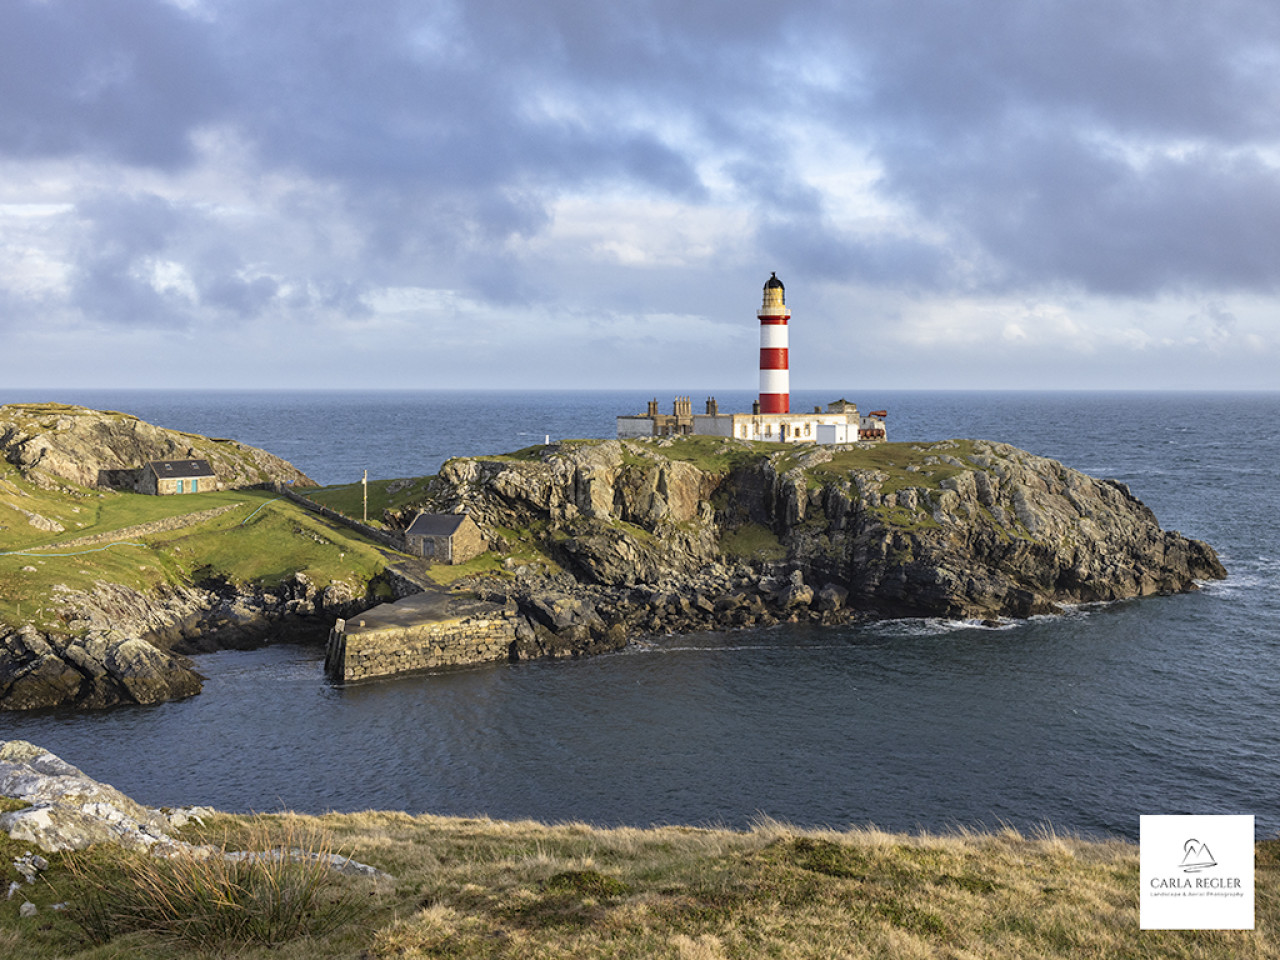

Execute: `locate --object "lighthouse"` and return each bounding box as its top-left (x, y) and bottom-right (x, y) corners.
top-left (615, 271), bottom-right (888, 443)
top-left (758, 272), bottom-right (790, 414)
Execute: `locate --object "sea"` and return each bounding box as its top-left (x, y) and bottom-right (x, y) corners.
top-left (1, 389), bottom-right (1277, 842)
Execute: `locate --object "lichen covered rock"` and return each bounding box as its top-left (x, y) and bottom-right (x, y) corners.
top-left (0, 402), bottom-right (314, 490)
top-left (0, 740), bottom-right (176, 852)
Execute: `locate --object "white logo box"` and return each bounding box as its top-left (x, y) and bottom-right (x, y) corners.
top-left (1140, 815), bottom-right (1254, 930)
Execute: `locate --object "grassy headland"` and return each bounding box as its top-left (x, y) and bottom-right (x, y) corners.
top-left (1, 809), bottom-right (1275, 959)
top-left (0, 461), bottom-right (392, 636)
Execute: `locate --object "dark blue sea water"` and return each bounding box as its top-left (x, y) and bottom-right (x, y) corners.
top-left (2, 389), bottom-right (1278, 841)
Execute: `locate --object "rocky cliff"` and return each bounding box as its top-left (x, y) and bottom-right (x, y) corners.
top-left (390, 437), bottom-right (1225, 652)
top-left (0, 403), bottom-right (314, 490)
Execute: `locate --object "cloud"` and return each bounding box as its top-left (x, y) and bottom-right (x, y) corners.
top-left (844, 0), bottom-right (1280, 295)
top-left (3, 0), bottom-right (1280, 388)
top-left (0, 0), bottom-right (227, 167)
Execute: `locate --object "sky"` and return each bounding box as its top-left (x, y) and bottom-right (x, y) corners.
top-left (3, 0), bottom-right (1279, 391)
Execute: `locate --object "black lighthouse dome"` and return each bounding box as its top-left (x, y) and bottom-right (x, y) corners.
top-left (763, 272), bottom-right (785, 305)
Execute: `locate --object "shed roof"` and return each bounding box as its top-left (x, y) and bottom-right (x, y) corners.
top-left (146, 459), bottom-right (216, 479)
top-left (405, 512), bottom-right (472, 538)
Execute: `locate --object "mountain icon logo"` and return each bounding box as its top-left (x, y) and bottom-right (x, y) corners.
top-left (1180, 839), bottom-right (1218, 873)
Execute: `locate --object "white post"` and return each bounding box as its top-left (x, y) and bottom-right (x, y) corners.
top-left (362, 469), bottom-right (368, 524)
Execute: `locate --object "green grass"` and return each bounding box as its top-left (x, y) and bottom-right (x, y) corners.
top-left (422, 550), bottom-right (512, 585)
top-left (3, 812), bottom-right (1276, 959)
top-left (719, 522), bottom-right (787, 562)
top-left (0, 464), bottom-right (245, 553)
top-left (0, 484), bottom-right (392, 633)
top-left (480, 444), bottom-right (554, 463)
top-left (647, 436), bottom-right (785, 474)
top-left (804, 439), bottom-right (980, 495)
top-left (306, 476), bottom-right (435, 526)
top-left (868, 502), bottom-right (941, 533)
top-left (172, 495), bottom-right (388, 588)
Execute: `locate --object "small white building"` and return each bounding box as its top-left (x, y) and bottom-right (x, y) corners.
top-left (618, 398), bottom-right (885, 445)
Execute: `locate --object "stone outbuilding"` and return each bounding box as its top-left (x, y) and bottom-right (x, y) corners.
top-left (404, 512), bottom-right (486, 564)
top-left (136, 459), bottom-right (218, 496)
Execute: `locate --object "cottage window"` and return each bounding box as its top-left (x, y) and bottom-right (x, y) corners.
top-left (176, 479), bottom-right (184, 494)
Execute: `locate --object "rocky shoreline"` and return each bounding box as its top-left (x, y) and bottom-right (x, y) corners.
top-left (466, 563), bottom-right (865, 664)
top-left (396, 437), bottom-right (1226, 664)
top-left (3, 432), bottom-right (1227, 709)
top-left (0, 573), bottom-right (386, 712)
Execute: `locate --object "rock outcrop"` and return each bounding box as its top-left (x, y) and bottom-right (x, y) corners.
top-left (0, 626), bottom-right (203, 711)
top-left (0, 741), bottom-right (389, 880)
top-left (0, 403), bottom-right (314, 490)
top-left (391, 437), bottom-right (1225, 654)
top-left (0, 740), bottom-right (184, 853)
top-left (0, 573), bottom-right (379, 711)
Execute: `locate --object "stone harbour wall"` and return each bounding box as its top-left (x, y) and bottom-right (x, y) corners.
top-left (326, 612), bottom-right (517, 683)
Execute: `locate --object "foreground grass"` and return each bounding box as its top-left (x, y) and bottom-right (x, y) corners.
top-left (2, 811), bottom-right (1276, 959)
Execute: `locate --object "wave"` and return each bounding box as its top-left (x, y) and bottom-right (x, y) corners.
top-left (1201, 555), bottom-right (1280, 598)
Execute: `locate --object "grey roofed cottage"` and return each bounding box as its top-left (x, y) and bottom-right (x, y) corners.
top-left (404, 511), bottom-right (486, 564)
top-left (137, 459), bottom-right (217, 496)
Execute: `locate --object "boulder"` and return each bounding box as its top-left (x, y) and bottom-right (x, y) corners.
top-left (0, 629), bottom-right (203, 712)
top-left (816, 583), bottom-right (849, 612)
top-left (0, 740), bottom-right (174, 852)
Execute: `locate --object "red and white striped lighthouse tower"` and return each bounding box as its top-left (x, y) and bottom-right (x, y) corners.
top-left (758, 272), bottom-right (790, 414)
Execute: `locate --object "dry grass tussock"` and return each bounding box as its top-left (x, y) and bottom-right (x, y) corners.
top-left (54, 817), bottom-right (371, 951)
top-left (1, 810), bottom-right (1276, 959)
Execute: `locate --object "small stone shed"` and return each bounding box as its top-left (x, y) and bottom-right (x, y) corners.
top-left (136, 459), bottom-right (218, 495)
top-left (403, 512), bottom-right (486, 564)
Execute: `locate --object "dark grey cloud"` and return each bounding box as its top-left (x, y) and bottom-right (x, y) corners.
top-left (840, 0), bottom-right (1280, 294)
top-left (221, 0), bottom-right (714, 191)
top-left (6, 0), bottom-right (1280, 353)
top-left (845, 0), bottom-right (1280, 138)
top-left (65, 190), bottom-right (367, 328)
top-left (0, 0), bottom-right (226, 167)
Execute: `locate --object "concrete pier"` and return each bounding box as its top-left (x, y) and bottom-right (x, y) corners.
top-left (325, 590), bottom-right (517, 684)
